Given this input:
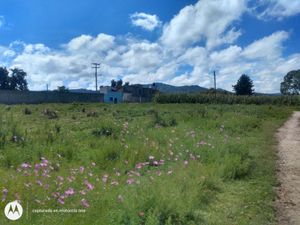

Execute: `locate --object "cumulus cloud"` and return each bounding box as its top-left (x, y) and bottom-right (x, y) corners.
top-left (130, 12), bottom-right (161, 31)
top-left (160, 0), bottom-right (246, 51)
top-left (255, 0), bottom-right (300, 20)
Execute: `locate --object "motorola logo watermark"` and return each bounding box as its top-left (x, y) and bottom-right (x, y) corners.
top-left (4, 201), bottom-right (23, 221)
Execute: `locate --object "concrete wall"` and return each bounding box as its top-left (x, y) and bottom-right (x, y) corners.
top-left (0, 90), bottom-right (104, 104)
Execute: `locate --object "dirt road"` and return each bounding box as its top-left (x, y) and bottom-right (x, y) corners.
top-left (277, 111), bottom-right (300, 225)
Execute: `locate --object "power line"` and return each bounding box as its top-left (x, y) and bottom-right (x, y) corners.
top-left (92, 63), bottom-right (100, 91)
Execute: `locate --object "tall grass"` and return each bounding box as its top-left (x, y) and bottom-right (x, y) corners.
top-left (154, 93), bottom-right (300, 105)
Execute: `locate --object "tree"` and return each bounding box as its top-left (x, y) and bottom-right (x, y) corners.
top-left (0, 67), bottom-right (9, 89)
top-left (56, 86), bottom-right (69, 93)
top-left (116, 79), bottom-right (123, 90)
top-left (0, 67), bottom-right (28, 91)
top-left (233, 74), bottom-right (254, 95)
top-left (280, 70), bottom-right (300, 95)
top-left (111, 79), bottom-right (117, 88)
top-left (9, 68), bottom-right (28, 91)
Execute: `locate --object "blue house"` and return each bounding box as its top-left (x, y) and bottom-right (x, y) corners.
top-left (103, 90), bottom-right (123, 103)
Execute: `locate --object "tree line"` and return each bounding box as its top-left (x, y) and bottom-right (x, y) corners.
top-left (0, 67), bottom-right (28, 91)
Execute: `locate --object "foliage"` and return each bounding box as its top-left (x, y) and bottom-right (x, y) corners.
top-left (233, 74), bottom-right (254, 95)
top-left (0, 67), bottom-right (28, 91)
top-left (280, 69), bottom-right (300, 95)
top-left (56, 86), bottom-right (69, 93)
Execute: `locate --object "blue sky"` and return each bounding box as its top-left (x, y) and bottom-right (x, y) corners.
top-left (0, 0), bottom-right (300, 93)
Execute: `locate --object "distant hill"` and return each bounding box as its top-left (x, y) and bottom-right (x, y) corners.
top-left (142, 83), bottom-right (208, 93)
top-left (69, 89), bottom-right (97, 94)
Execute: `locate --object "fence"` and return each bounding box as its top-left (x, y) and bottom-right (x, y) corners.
top-left (0, 90), bottom-right (104, 104)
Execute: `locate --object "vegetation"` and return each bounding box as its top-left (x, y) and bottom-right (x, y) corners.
top-left (0, 103), bottom-right (296, 225)
top-left (233, 74), bottom-right (254, 95)
top-left (280, 69), bottom-right (300, 95)
top-left (0, 67), bottom-right (28, 91)
top-left (154, 93), bottom-right (300, 105)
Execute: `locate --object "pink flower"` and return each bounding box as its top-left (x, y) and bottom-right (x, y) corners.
top-left (126, 178), bottom-right (135, 185)
top-left (136, 163), bottom-right (143, 169)
top-left (84, 180), bottom-right (94, 191)
top-left (36, 180), bottom-right (43, 186)
top-left (156, 171), bottom-right (161, 176)
top-left (79, 166), bottom-right (85, 174)
top-left (153, 161), bottom-right (159, 166)
top-left (21, 163), bottom-right (31, 169)
top-left (81, 199), bottom-right (90, 208)
top-left (184, 160), bottom-right (189, 166)
top-left (2, 188), bottom-right (8, 195)
top-left (65, 188), bottom-right (75, 196)
top-left (57, 197), bottom-right (65, 205)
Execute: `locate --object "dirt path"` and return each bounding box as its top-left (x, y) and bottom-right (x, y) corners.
top-left (276, 111), bottom-right (300, 225)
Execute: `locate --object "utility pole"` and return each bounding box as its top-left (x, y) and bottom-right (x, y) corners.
top-left (92, 63), bottom-right (100, 91)
top-left (213, 70), bottom-right (217, 97)
top-left (46, 84), bottom-right (49, 91)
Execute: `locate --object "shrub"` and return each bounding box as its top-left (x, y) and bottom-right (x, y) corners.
top-left (23, 107), bottom-right (32, 115)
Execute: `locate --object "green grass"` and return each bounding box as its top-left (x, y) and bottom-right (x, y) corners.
top-left (0, 103), bottom-right (295, 225)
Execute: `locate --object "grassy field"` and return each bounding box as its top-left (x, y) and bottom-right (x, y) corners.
top-left (0, 103), bottom-right (295, 225)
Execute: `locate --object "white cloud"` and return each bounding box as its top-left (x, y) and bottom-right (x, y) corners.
top-left (255, 0), bottom-right (300, 20)
top-left (160, 0), bottom-right (246, 51)
top-left (130, 12), bottom-right (161, 31)
top-left (242, 31), bottom-right (289, 60)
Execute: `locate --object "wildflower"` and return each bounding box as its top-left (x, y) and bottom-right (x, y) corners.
top-left (126, 178), bottom-right (135, 185)
top-left (136, 163), bottom-right (143, 170)
top-left (79, 166), bottom-right (85, 174)
top-left (21, 163), bottom-right (31, 169)
top-left (167, 170), bottom-right (173, 175)
top-left (91, 162), bottom-right (96, 167)
top-left (57, 197), bottom-right (65, 205)
top-left (115, 171), bottom-right (121, 177)
top-left (84, 180), bottom-right (94, 191)
top-left (156, 171), bottom-right (161, 176)
top-left (81, 199), bottom-right (90, 208)
top-left (36, 180), bottom-right (43, 186)
top-left (65, 188), bottom-right (75, 196)
top-left (2, 188), bottom-right (8, 195)
top-left (152, 161), bottom-right (159, 166)
top-left (159, 159), bottom-right (165, 165)
top-left (184, 160), bottom-right (189, 166)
